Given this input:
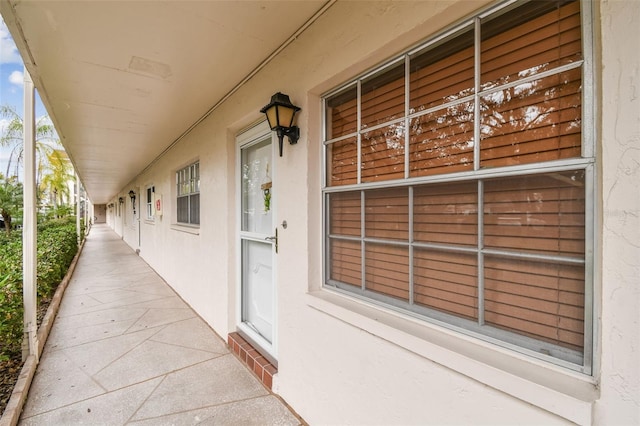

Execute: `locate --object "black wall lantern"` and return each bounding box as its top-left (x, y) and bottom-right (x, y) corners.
top-left (128, 190), bottom-right (136, 214)
top-left (260, 92), bottom-right (301, 157)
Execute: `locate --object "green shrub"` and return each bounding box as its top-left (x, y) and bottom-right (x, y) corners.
top-left (37, 223), bottom-right (78, 297)
top-left (0, 276), bottom-right (23, 361)
top-left (0, 239), bottom-right (24, 359)
top-left (0, 220), bottom-right (79, 359)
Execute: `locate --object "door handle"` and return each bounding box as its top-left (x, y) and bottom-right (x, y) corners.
top-left (265, 228), bottom-right (278, 253)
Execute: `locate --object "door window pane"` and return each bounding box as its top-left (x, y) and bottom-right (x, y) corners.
top-left (242, 239), bottom-right (274, 343)
top-left (241, 139), bottom-right (272, 234)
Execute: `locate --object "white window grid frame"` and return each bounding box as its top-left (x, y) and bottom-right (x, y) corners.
top-left (145, 185), bottom-right (155, 221)
top-left (320, 0), bottom-right (596, 375)
top-left (176, 161), bottom-right (200, 225)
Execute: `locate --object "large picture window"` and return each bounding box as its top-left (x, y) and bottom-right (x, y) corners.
top-left (323, 0), bottom-right (593, 373)
top-left (176, 162), bottom-right (200, 225)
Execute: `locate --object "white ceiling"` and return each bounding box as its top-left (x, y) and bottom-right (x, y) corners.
top-left (1, 0), bottom-right (329, 203)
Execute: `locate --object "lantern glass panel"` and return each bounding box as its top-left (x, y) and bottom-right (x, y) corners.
top-left (278, 106), bottom-right (295, 128)
top-left (265, 106), bottom-right (279, 130)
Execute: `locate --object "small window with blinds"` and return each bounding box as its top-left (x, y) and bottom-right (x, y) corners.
top-left (176, 161), bottom-right (200, 225)
top-left (323, 0), bottom-right (594, 373)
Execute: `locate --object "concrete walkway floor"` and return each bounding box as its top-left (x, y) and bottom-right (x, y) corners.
top-left (19, 225), bottom-right (302, 425)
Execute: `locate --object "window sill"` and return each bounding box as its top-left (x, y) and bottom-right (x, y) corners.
top-left (170, 223), bottom-right (200, 235)
top-left (306, 289), bottom-right (598, 425)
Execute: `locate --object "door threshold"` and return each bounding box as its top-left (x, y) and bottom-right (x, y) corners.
top-left (228, 332), bottom-right (277, 390)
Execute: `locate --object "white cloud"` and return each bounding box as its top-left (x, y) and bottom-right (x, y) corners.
top-left (0, 119), bottom-right (11, 172)
top-left (8, 70), bottom-right (23, 86)
top-left (38, 115), bottom-right (53, 126)
top-left (0, 118), bottom-right (9, 134)
top-left (1, 18), bottom-right (22, 64)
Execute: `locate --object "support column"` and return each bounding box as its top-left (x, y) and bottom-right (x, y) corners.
top-left (22, 67), bottom-right (39, 362)
top-left (76, 174), bottom-right (81, 242)
top-left (84, 188), bottom-right (89, 234)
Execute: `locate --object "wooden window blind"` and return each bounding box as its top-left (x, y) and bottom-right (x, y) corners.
top-left (363, 188), bottom-right (409, 301)
top-left (484, 256), bottom-right (585, 351)
top-left (329, 239), bottom-right (362, 289)
top-left (325, 1), bottom-right (582, 185)
top-left (325, 86), bottom-right (357, 140)
top-left (409, 145), bottom-right (481, 321)
top-left (480, 0), bottom-right (582, 87)
top-left (324, 0), bottom-right (588, 367)
top-left (366, 243), bottom-right (410, 302)
top-left (414, 249), bottom-right (478, 320)
top-left (413, 181), bottom-right (477, 246)
top-left (329, 191), bottom-right (361, 237)
top-left (361, 63), bottom-right (405, 129)
top-left (362, 124), bottom-right (406, 182)
top-left (409, 103), bottom-right (475, 177)
top-left (327, 136), bottom-right (358, 186)
top-left (483, 170), bottom-right (585, 351)
top-left (480, 0), bottom-right (582, 167)
top-left (328, 192), bottom-right (362, 288)
top-left (410, 28), bottom-right (475, 112)
top-left (483, 171), bottom-right (585, 258)
top-left (365, 188), bottom-right (409, 240)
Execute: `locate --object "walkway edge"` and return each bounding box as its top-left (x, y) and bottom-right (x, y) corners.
top-left (0, 237), bottom-right (87, 426)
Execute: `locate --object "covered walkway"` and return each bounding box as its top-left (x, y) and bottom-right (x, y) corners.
top-left (19, 225), bottom-right (302, 425)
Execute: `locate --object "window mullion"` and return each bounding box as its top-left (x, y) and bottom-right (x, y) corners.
top-left (357, 80), bottom-right (362, 185)
top-left (408, 186), bottom-right (414, 305)
top-left (474, 16), bottom-right (481, 172)
top-left (360, 190), bottom-right (366, 291)
top-left (322, 97), bottom-right (328, 188)
top-left (583, 164), bottom-right (595, 374)
top-left (474, 16), bottom-right (484, 326)
top-left (324, 194), bottom-right (330, 285)
top-left (187, 194), bottom-right (190, 224)
top-left (477, 179), bottom-right (485, 326)
top-left (404, 55), bottom-right (410, 180)
top-left (582, 0), bottom-right (595, 159)
top-left (187, 168), bottom-right (192, 223)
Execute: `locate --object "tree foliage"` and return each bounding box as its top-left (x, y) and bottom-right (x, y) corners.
top-left (0, 105), bottom-right (58, 182)
top-left (1, 105), bottom-right (74, 219)
top-left (40, 149), bottom-right (74, 217)
top-left (0, 174), bottom-right (23, 235)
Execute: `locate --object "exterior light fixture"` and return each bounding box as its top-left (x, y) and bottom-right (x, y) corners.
top-left (260, 92), bottom-right (301, 157)
top-left (118, 197), bottom-right (124, 204)
top-left (128, 190), bottom-right (136, 214)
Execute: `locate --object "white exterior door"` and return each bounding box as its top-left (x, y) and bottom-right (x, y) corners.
top-left (238, 122), bottom-right (277, 358)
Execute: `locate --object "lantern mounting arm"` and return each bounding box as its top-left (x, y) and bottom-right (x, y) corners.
top-left (275, 126), bottom-right (300, 157)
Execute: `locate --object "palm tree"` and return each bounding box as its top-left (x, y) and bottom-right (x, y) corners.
top-left (40, 149), bottom-right (74, 217)
top-left (0, 105), bottom-right (58, 182)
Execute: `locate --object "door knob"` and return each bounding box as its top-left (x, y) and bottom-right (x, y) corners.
top-left (265, 228), bottom-right (278, 253)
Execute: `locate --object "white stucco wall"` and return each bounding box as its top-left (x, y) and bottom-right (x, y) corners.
top-left (116, 117), bottom-right (234, 333)
top-left (109, 0), bottom-right (639, 424)
top-left (594, 0), bottom-right (640, 423)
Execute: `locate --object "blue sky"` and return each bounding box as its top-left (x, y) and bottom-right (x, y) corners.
top-left (1, 15), bottom-right (51, 178)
